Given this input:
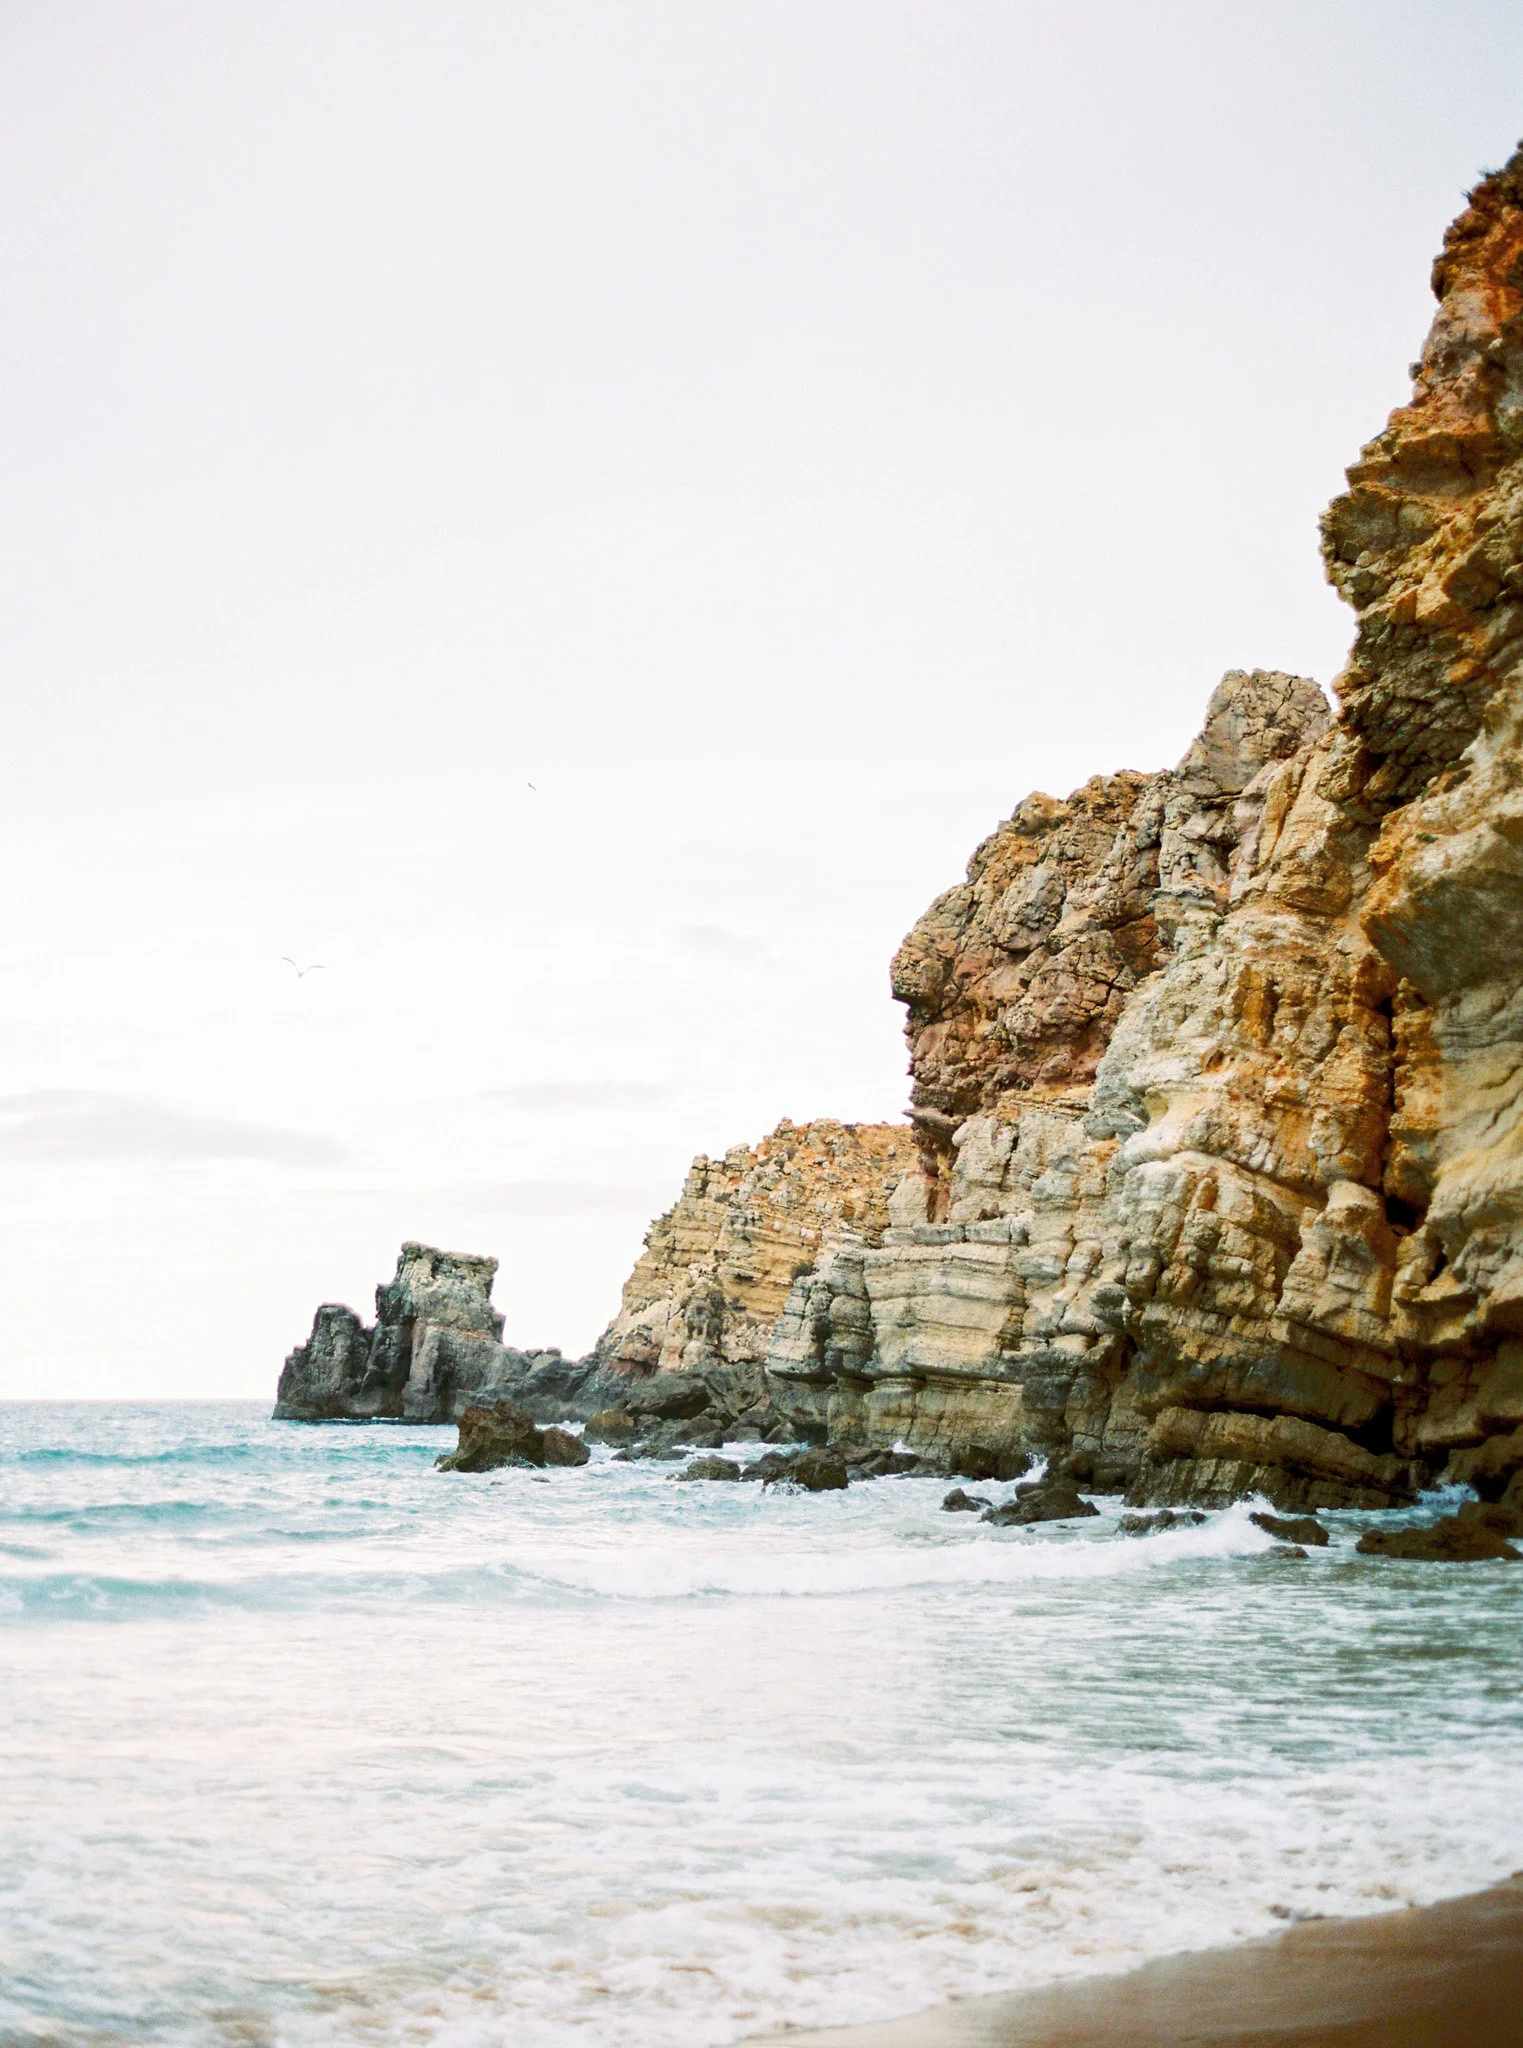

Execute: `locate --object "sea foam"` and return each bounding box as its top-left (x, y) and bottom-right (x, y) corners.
top-left (2, 1402), bottom-right (1521, 2048)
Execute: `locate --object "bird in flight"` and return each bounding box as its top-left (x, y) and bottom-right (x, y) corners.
top-left (281, 958), bottom-right (326, 978)
top-left (526, 781), bottom-right (537, 791)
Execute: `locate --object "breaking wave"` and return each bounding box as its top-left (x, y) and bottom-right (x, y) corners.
top-left (3, 1401), bottom-right (1521, 2048)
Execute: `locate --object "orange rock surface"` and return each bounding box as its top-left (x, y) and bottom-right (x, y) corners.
top-left (614, 147), bottom-right (1523, 1514)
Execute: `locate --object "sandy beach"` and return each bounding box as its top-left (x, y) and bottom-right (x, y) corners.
top-left (751, 1876), bottom-right (1523, 2047)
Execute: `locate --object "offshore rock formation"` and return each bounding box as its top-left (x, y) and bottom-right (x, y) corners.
top-left (273, 1230), bottom-right (818, 1445)
top-left (760, 147), bottom-right (1523, 1512)
top-left (274, 1242), bottom-right (570, 1424)
top-left (435, 1400), bottom-right (590, 1473)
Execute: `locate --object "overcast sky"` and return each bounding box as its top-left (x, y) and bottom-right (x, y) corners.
top-left (3, 1), bottom-right (1520, 1398)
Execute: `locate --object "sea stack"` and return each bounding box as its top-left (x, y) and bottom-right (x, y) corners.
top-left (274, 1241), bottom-right (570, 1423)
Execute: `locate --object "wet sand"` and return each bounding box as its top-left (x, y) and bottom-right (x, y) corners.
top-left (752, 1876), bottom-right (1523, 2046)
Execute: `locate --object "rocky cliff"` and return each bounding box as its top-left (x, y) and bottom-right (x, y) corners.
top-left (280, 152), bottom-right (1523, 1518)
top-left (887, 670), bottom-right (1331, 1138)
top-left (759, 147), bottom-right (1523, 1512)
top-left (592, 1118), bottom-right (919, 1377)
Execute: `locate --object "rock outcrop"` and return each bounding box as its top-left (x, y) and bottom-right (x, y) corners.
top-left (760, 656), bottom-right (1431, 1505)
top-left (766, 146), bottom-right (1523, 1511)
top-left (281, 150), bottom-right (1523, 1522)
top-left (274, 1242), bottom-right (571, 1424)
top-left (435, 1400), bottom-right (591, 1473)
top-left (1356, 1516), bottom-right (1519, 1563)
top-left (766, 670), bottom-right (1354, 1492)
top-left (889, 669), bottom-right (1330, 1136)
top-left (746, 149), bottom-right (1523, 1512)
top-left (981, 1475), bottom-right (1100, 1527)
top-left (592, 1118), bottom-right (918, 1377)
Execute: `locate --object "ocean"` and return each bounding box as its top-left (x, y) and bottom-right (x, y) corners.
top-left (2, 1402), bottom-right (1521, 2047)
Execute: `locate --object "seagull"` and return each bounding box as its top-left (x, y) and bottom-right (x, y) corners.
top-left (526, 782), bottom-right (537, 791)
top-left (281, 958), bottom-right (326, 979)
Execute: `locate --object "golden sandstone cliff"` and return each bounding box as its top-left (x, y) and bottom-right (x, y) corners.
top-left (601, 148), bottom-right (1523, 1515)
top-left (279, 152), bottom-right (1523, 1516)
top-left (593, 1119), bottom-right (918, 1376)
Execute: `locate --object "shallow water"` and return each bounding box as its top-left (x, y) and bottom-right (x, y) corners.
top-left (3, 1403), bottom-right (1521, 2047)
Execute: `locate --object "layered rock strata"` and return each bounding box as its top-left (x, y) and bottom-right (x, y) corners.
top-left (274, 1242), bottom-right (570, 1424)
top-left (764, 664), bottom-right (1435, 1503)
top-left (280, 151), bottom-right (1523, 1519)
top-left (592, 1118), bottom-right (919, 1378)
top-left (761, 146), bottom-right (1523, 1512)
top-left (274, 1232), bottom-right (819, 1443)
top-left (888, 668), bottom-right (1331, 1136)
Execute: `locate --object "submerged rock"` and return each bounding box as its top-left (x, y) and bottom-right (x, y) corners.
top-left (1118, 1509), bottom-right (1206, 1536)
top-left (947, 1444), bottom-right (1033, 1484)
top-left (732, 1447), bottom-right (853, 1490)
top-left (942, 1488), bottom-right (991, 1513)
top-left (674, 1456), bottom-right (741, 1483)
top-left (740, 1451), bottom-right (796, 1484)
top-left (982, 1479), bottom-right (1100, 1527)
top-left (584, 1408), bottom-right (635, 1443)
top-left (843, 1448), bottom-right (923, 1478)
top-left (1251, 1511), bottom-right (1331, 1548)
top-left (786, 1450), bottom-right (849, 1493)
top-left (540, 1427), bottom-right (592, 1468)
top-left (1356, 1517), bottom-right (1520, 1563)
top-left (436, 1401), bottom-right (589, 1474)
top-left (1456, 1500), bottom-right (1523, 1538)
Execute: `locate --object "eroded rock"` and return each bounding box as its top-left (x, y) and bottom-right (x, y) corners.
top-left (275, 1243), bottom-right (571, 1425)
top-left (436, 1401), bottom-right (590, 1474)
top-left (584, 1408), bottom-right (635, 1443)
top-left (1356, 1516), bottom-right (1520, 1562)
top-left (592, 1118), bottom-right (917, 1382)
top-left (674, 1456), bottom-right (741, 1482)
top-left (981, 1478), bottom-right (1100, 1526)
top-left (1251, 1511), bottom-right (1331, 1548)
top-left (753, 155), bottom-right (1523, 1508)
top-left (284, 152), bottom-right (1523, 1523)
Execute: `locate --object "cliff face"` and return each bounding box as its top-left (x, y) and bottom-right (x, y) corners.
top-left (592, 1118), bottom-right (919, 1376)
top-left (765, 148), bottom-right (1523, 1511)
top-left (278, 152), bottom-right (1523, 1512)
top-left (1321, 148), bottom-right (1523, 1501)
top-left (771, 671), bottom-right (1396, 1500)
top-left (274, 1242), bottom-right (569, 1423)
top-left (890, 670), bottom-right (1329, 1140)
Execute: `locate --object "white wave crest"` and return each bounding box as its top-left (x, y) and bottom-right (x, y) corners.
top-left (508, 1504), bottom-right (1281, 1600)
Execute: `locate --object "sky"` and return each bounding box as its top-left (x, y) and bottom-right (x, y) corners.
top-left (2, 0), bottom-right (1521, 1398)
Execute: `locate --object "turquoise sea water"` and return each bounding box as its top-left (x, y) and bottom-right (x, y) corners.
top-left (3, 1402), bottom-right (1522, 2047)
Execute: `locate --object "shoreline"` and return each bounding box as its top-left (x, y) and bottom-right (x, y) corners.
top-left (750, 1875), bottom-right (1523, 2046)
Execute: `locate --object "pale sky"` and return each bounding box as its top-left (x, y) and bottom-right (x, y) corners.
top-left (3, 1), bottom-right (1521, 1397)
